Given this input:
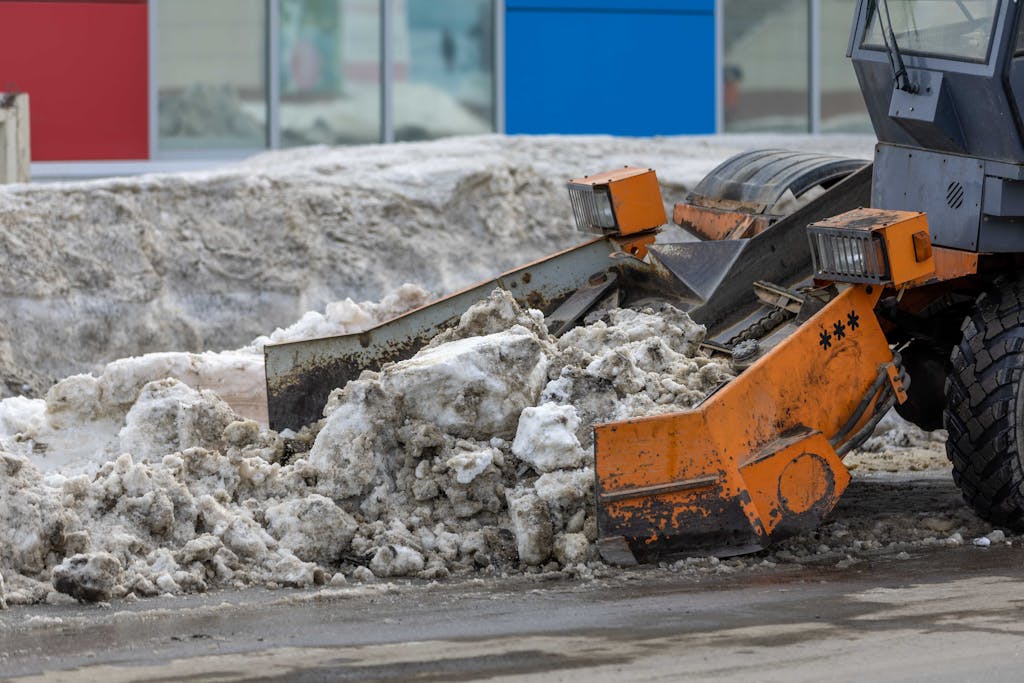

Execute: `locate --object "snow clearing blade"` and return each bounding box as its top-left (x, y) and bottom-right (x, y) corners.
top-left (264, 231), bottom-right (659, 431)
top-left (594, 208), bottom-right (935, 563)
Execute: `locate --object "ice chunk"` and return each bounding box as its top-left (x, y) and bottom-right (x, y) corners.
top-left (512, 403), bottom-right (587, 473)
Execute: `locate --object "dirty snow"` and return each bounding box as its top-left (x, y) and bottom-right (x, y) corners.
top-left (0, 288), bottom-right (736, 605)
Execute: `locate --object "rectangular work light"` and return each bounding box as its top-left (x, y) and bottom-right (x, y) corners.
top-left (567, 167), bottom-right (667, 236)
top-left (807, 208), bottom-right (935, 287)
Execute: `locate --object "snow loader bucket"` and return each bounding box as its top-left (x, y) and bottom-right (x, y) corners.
top-left (594, 209), bottom-right (931, 563)
top-left (594, 285), bottom-right (887, 562)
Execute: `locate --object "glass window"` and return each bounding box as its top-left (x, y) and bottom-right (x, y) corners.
top-left (157, 0), bottom-right (267, 152)
top-left (862, 0), bottom-right (1000, 63)
top-left (822, 0), bottom-right (872, 132)
top-left (393, 0), bottom-right (495, 141)
top-left (723, 0), bottom-right (809, 132)
top-left (279, 0), bottom-right (381, 146)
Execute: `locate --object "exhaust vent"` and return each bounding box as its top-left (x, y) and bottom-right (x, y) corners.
top-left (946, 181), bottom-right (965, 209)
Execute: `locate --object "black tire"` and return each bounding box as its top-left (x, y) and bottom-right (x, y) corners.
top-left (945, 280), bottom-right (1024, 530)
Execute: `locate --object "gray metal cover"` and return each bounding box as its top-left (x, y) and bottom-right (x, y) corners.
top-left (872, 144), bottom-right (984, 250)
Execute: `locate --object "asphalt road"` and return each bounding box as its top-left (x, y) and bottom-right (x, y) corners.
top-left (4, 474), bottom-right (1024, 682)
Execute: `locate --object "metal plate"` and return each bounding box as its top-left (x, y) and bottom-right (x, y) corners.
top-left (872, 144), bottom-right (983, 250)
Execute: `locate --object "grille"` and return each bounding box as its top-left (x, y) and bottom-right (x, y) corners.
top-left (946, 181), bottom-right (965, 209)
top-left (567, 182), bottom-right (615, 234)
top-left (808, 227), bottom-right (890, 284)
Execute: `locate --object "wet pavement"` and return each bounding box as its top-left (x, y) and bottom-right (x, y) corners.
top-left (3, 472), bottom-right (1024, 681)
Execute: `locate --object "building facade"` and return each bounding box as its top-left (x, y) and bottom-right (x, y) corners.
top-left (0, 0), bottom-right (869, 176)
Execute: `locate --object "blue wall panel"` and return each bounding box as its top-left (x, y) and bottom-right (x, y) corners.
top-left (506, 1), bottom-right (716, 135)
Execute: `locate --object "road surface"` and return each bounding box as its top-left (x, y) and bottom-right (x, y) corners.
top-left (3, 472), bottom-right (1024, 682)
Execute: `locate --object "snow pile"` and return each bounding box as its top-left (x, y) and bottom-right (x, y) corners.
top-left (0, 290), bottom-right (732, 605)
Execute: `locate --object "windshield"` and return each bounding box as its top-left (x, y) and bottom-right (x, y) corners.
top-left (862, 0), bottom-right (1000, 63)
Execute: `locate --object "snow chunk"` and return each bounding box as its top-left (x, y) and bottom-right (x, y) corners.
top-left (554, 533), bottom-right (592, 565)
top-left (0, 453), bottom-right (67, 575)
top-left (512, 403), bottom-right (587, 473)
top-left (534, 468), bottom-right (593, 507)
top-left (98, 350), bottom-right (266, 422)
top-left (307, 379), bottom-right (398, 500)
top-left (52, 552), bottom-right (122, 603)
top-left (119, 379), bottom-right (238, 462)
top-left (0, 396), bottom-right (46, 439)
top-left (369, 545), bottom-right (425, 577)
top-left (507, 487), bottom-right (553, 566)
top-left (447, 446), bottom-right (496, 484)
top-left (428, 288), bottom-right (549, 346)
top-left (265, 495), bottom-right (358, 565)
top-left (382, 326), bottom-right (549, 438)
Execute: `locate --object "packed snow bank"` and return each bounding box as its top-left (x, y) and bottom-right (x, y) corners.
top-left (0, 290), bottom-right (737, 605)
top-left (0, 134), bottom-right (873, 398)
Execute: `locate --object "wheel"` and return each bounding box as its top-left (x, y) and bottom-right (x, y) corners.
top-left (945, 279), bottom-right (1024, 530)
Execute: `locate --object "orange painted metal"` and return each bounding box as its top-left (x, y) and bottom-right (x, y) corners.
top-left (672, 202), bottom-right (772, 240)
top-left (613, 231), bottom-right (658, 260)
top-left (569, 167), bottom-right (667, 235)
top-left (811, 208), bottom-right (936, 286)
top-left (594, 284), bottom-right (900, 558)
top-left (906, 246), bottom-right (979, 288)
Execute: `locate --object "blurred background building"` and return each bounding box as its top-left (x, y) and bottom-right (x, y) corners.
top-left (0, 0), bottom-right (869, 177)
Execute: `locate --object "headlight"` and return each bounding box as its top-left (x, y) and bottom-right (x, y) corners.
top-left (567, 167), bottom-right (667, 236)
top-left (809, 228), bottom-right (889, 284)
top-left (807, 208), bottom-right (934, 287)
top-left (567, 182), bottom-right (617, 233)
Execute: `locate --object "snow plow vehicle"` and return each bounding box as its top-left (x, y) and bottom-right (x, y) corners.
top-left (266, 0), bottom-right (1024, 564)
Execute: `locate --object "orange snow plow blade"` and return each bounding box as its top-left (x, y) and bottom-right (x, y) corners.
top-left (594, 283), bottom-right (904, 563)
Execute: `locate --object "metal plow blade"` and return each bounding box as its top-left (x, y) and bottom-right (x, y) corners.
top-left (264, 236), bottom-right (646, 431)
top-left (594, 284), bottom-right (903, 563)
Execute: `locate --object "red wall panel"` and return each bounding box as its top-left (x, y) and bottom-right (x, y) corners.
top-left (0, 1), bottom-right (148, 161)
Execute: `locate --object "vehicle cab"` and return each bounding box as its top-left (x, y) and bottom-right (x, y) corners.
top-left (850, 0), bottom-right (1024, 251)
